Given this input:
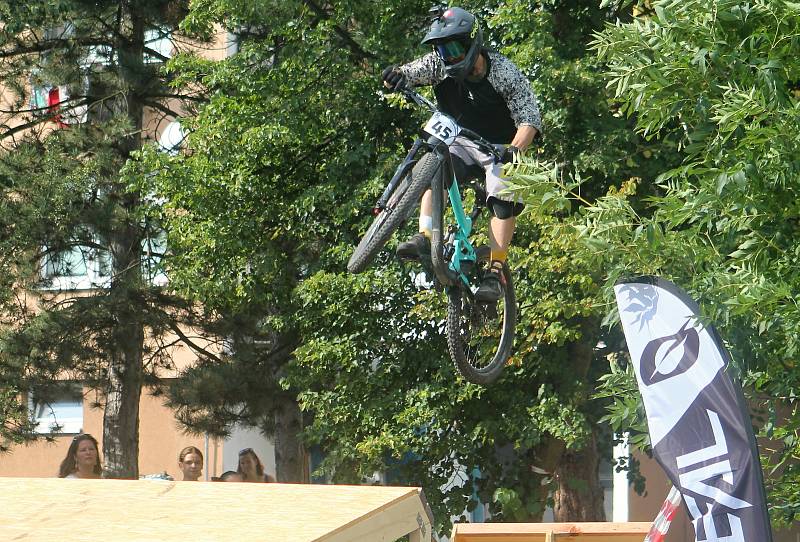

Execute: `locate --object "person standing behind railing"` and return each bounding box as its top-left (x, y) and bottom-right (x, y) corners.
top-left (237, 448), bottom-right (274, 482)
top-left (59, 433), bottom-right (102, 479)
top-left (177, 445), bottom-right (204, 481)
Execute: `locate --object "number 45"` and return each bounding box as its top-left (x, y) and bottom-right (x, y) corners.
top-left (431, 121), bottom-right (451, 139)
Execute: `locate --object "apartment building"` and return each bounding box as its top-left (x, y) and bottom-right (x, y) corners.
top-left (0, 17), bottom-right (277, 481)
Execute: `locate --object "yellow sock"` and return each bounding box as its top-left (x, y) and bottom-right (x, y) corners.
top-left (490, 249), bottom-right (508, 263)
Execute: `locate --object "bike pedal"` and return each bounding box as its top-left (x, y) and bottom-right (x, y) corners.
top-left (398, 254), bottom-right (421, 263)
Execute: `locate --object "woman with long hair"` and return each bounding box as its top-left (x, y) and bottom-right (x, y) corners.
top-left (58, 433), bottom-right (102, 479)
top-left (236, 448), bottom-right (274, 482)
top-left (177, 445), bottom-right (203, 481)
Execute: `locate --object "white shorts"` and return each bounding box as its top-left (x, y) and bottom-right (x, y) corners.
top-left (449, 135), bottom-right (516, 203)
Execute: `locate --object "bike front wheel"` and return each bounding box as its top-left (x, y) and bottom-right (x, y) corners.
top-left (347, 153), bottom-right (440, 274)
top-left (446, 257), bottom-right (516, 385)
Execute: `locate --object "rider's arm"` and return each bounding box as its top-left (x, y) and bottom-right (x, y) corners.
top-left (510, 124), bottom-right (539, 152)
top-left (398, 52), bottom-right (446, 87)
top-left (486, 51), bottom-right (542, 137)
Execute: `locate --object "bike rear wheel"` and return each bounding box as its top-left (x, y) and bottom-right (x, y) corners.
top-left (347, 153), bottom-right (440, 274)
top-left (446, 254), bottom-right (516, 385)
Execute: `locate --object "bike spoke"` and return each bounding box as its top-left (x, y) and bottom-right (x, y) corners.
top-left (458, 295), bottom-right (505, 370)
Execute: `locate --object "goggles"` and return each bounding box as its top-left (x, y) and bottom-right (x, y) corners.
top-left (435, 40), bottom-right (468, 65)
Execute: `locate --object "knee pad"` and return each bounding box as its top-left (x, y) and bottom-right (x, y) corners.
top-left (488, 197), bottom-right (525, 219)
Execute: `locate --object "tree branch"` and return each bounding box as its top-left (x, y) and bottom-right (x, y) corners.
top-left (1, 115), bottom-right (51, 144)
top-left (166, 319), bottom-right (223, 364)
top-left (0, 96), bottom-right (89, 117)
top-left (301, 0), bottom-right (377, 60)
top-left (0, 37), bottom-right (114, 59)
top-left (145, 92), bottom-right (206, 103)
top-left (141, 99), bottom-right (182, 120)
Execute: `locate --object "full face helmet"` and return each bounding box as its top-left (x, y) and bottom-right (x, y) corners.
top-left (421, 7), bottom-right (483, 81)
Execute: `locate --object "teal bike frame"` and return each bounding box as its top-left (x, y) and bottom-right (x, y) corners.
top-left (445, 175), bottom-right (477, 286)
top-left (429, 141), bottom-right (493, 292)
top-left (397, 89), bottom-right (501, 292)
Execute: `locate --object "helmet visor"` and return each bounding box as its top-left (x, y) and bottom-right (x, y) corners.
top-left (435, 40), bottom-right (467, 65)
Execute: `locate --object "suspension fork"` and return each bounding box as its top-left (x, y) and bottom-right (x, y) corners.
top-left (374, 139), bottom-right (424, 212)
top-left (430, 159), bottom-right (453, 287)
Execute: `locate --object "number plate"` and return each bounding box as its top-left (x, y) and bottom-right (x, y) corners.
top-left (423, 112), bottom-right (461, 146)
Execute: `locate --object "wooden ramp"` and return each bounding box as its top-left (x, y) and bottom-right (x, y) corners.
top-left (451, 522), bottom-right (651, 542)
top-left (0, 477), bottom-right (433, 541)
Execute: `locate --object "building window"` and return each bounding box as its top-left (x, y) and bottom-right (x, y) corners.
top-left (145, 28), bottom-right (174, 64)
top-left (41, 241), bottom-right (112, 291)
top-left (30, 384), bottom-right (83, 434)
top-left (29, 78), bottom-right (89, 126)
top-left (41, 237), bottom-right (169, 291)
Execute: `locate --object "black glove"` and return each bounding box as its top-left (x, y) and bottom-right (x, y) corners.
top-left (382, 65), bottom-right (408, 92)
top-left (492, 144), bottom-right (519, 164)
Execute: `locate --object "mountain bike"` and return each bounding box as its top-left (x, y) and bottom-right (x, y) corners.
top-left (347, 89), bottom-right (516, 385)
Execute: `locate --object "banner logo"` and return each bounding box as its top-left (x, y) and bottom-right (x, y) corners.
top-left (640, 320), bottom-right (699, 385)
top-left (615, 282), bottom-right (724, 445)
top-left (679, 410), bottom-right (751, 541)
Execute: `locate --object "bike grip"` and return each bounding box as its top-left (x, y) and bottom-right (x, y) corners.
top-left (492, 144), bottom-right (518, 163)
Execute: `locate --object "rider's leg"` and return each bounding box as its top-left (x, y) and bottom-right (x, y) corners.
top-left (489, 214), bottom-right (515, 264)
top-left (398, 148), bottom-right (477, 260)
top-left (419, 189), bottom-right (433, 238)
top-left (396, 189), bottom-right (433, 259)
top-left (476, 182), bottom-right (524, 303)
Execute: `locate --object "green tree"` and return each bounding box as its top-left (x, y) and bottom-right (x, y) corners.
top-left (488, 0), bottom-right (680, 518)
top-left (142, 0), bottom-right (678, 529)
top-left (0, 0), bottom-right (218, 477)
top-left (133, 0), bottom-right (428, 480)
top-left (513, 0), bottom-right (800, 524)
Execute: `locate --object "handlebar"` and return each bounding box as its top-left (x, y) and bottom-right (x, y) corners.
top-left (401, 88), bottom-right (437, 112)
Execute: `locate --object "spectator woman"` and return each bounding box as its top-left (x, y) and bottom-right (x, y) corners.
top-left (58, 433), bottom-right (102, 479)
top-left (237, 448), bottom-right (274, 482)
top-left (177, 446), bottom-right (204, 481)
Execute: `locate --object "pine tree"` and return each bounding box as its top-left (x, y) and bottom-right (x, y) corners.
top-left (0, 0), bottom-right (212, 478)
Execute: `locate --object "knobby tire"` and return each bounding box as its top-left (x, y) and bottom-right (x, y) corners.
top-left (447, 260), bottom-right (516, 385)
top-left (347, 153), bottom-right (440, 274)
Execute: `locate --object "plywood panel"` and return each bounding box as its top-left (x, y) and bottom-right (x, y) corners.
top-left (0, 478), bottom-right (433, 541)
top-left (451, 521), bottom-right (651, 542)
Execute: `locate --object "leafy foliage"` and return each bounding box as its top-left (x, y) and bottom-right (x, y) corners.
top-left (510, 0), bottom-right (800, 524)
top-left (0, 0), bottom-right (212, 477)
top-left (138, 0), bottom-right (678, 529)
top-left (6, 0), bottom-right (762, 525)
top-left (131, 0), bottom-right (432, 442)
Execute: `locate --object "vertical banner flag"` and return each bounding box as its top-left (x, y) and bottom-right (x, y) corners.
top-left (614, 277), bottom-right (772, 542)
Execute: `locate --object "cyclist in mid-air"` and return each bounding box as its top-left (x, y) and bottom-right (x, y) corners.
top-left (382, 6), bottom-right (541, 303)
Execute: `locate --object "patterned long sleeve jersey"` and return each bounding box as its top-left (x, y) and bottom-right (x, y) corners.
top-left (399, 50), bottom-right (542, 133)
